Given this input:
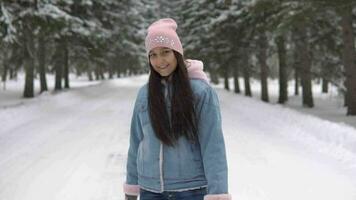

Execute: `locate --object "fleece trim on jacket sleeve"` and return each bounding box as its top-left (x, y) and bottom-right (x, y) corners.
top-left (204, 194), bottom-right (232, 200)
top-left (123, 183), bottom-right (140, 196)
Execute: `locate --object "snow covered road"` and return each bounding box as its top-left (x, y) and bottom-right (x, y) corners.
top-left (1, 75), bottom-right (356, 200)
top-left (221, 90), bottom-right (356, 200)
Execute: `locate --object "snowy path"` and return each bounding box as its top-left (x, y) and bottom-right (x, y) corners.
top-left (1, 76), bottom-right (356, 200)
top-left (220, 91), bottom-right (356, 200)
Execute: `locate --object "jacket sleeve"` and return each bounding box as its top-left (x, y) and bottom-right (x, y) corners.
top-left (196, 86), bottom-right (231, 200)
top-left (123, 98), bottom-right (143, 196)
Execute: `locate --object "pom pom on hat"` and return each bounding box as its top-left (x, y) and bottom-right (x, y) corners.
top-left (145, 18), bottom-right (183, 56)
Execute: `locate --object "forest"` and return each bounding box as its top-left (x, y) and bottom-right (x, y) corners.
top-left (0, 0), bottom-right (356, 115)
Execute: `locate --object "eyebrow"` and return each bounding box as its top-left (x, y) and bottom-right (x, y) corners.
top-left (149, 48), bottom-right (171, 54)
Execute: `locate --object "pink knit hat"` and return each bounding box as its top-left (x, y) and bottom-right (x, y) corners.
top-left (145, 18), bottom-right (183, 56)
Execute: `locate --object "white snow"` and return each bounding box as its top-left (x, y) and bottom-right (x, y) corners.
top-left (0, 74), bottom-right (356, 200)
top-left (36, 4), bottom-right (73, 21)
top-left (0, 4), bottom-right (17, 43)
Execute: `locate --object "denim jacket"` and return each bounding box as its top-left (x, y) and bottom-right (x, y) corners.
top-left (124, 79), bottom-right (230, 200)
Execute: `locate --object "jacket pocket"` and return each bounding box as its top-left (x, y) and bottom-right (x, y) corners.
top-left (177, 142), bottom-right (205, 179)
top-left (137, 125), bottom-right (161, 178)
top-left (180, 155), bottom-right (205, 179)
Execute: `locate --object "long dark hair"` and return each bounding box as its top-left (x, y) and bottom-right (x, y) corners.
top-left (148, 51), bottom-right (198, 146)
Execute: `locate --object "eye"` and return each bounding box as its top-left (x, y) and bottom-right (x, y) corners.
top-left (149, 53), bottom-right (157, 58)
top-left (163, 50), bottom-right (171, 54)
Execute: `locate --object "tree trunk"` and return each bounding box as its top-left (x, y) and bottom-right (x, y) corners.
top-left (295, 23), bottom-right (313, 107)
top-left (23, 26), bottom-right (35, 98)
top-left (243, 66), bottom-right (252, 96)
top-left (94, 66), bottom-right (100, 80)
top-left (9, 68), bottom-right (15, 80)
top-left (344, 86), bottom-right (348, 107)
top-left (294, 67), bottom-right (299, 95)
top-left (209, 67), bottom-right (219, 84)
top-left (54, 43), bottom-right (63, 91)
top-left (223, 65), bottom-right (230, 91)
top-left (292, 31), bottom-right (300, 96)
top-left (241, 48), bottom-right (252, 97)
top-left (108, 65), bottom-right (114, 79)
top-left (23, 57), bottom-right (35, 98)
top-left (257, 33), bottom-right (269, 102)
top-left (2, 63), bottom-right (7, 82)
top-left (233, 64), bottom-right (240, 94)
top-left (87, 70), bottom-right (93, 81)
top-left (99, 67), bottom-right (105, 80)
top-left (63, 40), bottom-right (70, 89)
top-left (340, 6), bottom-right (356, 115)
top-left (38, 35), bottom-right (48, 93)
top-left (322, 78), bottom-right (328, 93)
top-left (116, 65), bottom-right (121, 78)
top-left (276, 35), bottom-right (288, 104)
top-left (2, 63), bottom-right (8, 90)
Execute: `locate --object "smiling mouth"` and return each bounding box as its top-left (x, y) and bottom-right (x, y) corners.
top-left (159, 65), bottom-right (169, 69)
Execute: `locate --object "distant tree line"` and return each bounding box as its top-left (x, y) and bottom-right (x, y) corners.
top-left (171, 0), bottom-right (356, 116)
top-left (0, 0), bottom-right (147, 97)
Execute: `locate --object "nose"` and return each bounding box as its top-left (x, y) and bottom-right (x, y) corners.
top-left (156, 55), bottom-right (165, 66)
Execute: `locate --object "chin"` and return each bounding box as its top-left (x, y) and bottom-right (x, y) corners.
top-left (160, 73), bottom-right (171, 77)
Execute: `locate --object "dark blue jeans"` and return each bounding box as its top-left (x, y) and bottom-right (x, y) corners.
top-left (140, 188), bottom-right (207, 200)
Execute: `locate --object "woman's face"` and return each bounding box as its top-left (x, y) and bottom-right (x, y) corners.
top-left (149, 47), bottom-right (178, 77)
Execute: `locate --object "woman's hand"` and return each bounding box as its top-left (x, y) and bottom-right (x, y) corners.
top-left (125, 194), bottom-right (138, 200)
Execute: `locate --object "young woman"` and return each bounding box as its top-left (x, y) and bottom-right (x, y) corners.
top-left (124, 18), bottom-right (231, 200)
